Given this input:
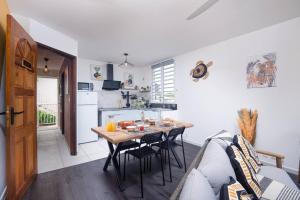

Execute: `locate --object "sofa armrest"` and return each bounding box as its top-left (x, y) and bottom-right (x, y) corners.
top-left (256, 149), bottom-right (285, 168)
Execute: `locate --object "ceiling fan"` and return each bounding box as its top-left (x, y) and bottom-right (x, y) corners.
top-left (186, 0), bottom-right (219, 20)
top-left (119, 53), bottom-right (134, 67)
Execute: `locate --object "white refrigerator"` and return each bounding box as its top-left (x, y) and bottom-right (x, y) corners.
top-left (77, 91), bottom-right (98, 144)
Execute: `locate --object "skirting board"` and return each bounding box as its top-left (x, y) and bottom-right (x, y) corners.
top-left (183, 138), bottom-right (298, 175)
top-left (0, 186), bottom-right (7, 200)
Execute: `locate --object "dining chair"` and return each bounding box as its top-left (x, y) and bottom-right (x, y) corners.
top-left (152, 127), bottom-right (186, 182)
top-left (123, 132), bottom-right (165, 198)
top-left (117, 140), bottom-right (140, 167)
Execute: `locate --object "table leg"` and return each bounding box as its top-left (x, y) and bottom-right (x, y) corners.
top-left (103, 141), bottom-right (124, 191)
top-left (103, 155), bottom-right (112, 171)
top-left (170, 146), bottom-right (183, 168)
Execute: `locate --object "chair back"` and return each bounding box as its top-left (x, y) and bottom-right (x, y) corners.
top-left (140, 131), bottom-right (163, 145)
top-left (167, 127), bottom-right (185, 141)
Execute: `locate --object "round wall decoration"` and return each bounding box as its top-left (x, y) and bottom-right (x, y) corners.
top-left (190, 60), bottom-right (213, 82)
top-left (15, 38), bottom-right (34, 72)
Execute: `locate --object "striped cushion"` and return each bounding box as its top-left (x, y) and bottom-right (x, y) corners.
top-left (256, 174), bottom-right (300, 200)
top-left (233, 135), bottom-right (261, 173)
top-left (220, 176), bottom-right (254, 200)
top-left (226, 145), bottom-right (262, 199)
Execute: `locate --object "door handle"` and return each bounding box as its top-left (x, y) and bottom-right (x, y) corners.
top-left (10, 107), bottom-right (24, 125)
top-left (0, 112), bottom-right (5, 115)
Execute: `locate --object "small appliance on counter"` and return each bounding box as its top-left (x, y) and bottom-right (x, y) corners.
top-left (78, 82), bottom-right (94, 91)
top-left (77, 91), bottom-right (98, 144)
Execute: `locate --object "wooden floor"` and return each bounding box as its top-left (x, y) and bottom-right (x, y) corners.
top-left (23, 142), bottom-right (201, 200)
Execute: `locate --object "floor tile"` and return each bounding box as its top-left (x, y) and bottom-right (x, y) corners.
top-left (88, 151), bottom-right (108, 161)
top-left (80, 141), bottom-right (107, 155)
top-left (61, 155), bottom-right (90, 168)
top-left (37, 128), bottom-right (109, 173)
top-left (38, 159), bottom-right (63, 174)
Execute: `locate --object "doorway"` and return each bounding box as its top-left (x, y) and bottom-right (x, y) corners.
top-left (36, 43), bottom-right (77, 173)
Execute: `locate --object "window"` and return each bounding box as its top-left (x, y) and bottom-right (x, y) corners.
top-left (151, 59), bottom-right (175, 103)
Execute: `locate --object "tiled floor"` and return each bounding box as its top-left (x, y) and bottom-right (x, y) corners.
top-left (37, 128), bottom-right (109, 173)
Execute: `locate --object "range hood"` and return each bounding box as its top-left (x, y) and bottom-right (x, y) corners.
top-left (102, 64), bottom-right (121, 90)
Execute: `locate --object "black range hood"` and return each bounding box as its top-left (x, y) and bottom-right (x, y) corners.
top-left (102, 64), bottom-right (121, 90)
top-left (102, 80), bottom-right (121, 90)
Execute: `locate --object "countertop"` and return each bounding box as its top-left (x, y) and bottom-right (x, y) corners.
top-left (98, 107), bottom-right (175, 112)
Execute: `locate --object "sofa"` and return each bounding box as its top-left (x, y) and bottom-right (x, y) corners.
top-left (170, 130), bottom-right (299, 200)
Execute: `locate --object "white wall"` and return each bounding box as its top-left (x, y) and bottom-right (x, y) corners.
top-left (37, 78), bottom-right (58, 104)
top-left (77, 58), bottom-right (151, 108)
top-left (13, 14), bottom-right (78, 56)
top-left (174, 17), bottom-right (300, 173)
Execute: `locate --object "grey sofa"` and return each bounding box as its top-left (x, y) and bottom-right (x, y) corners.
top-left (170, 131), bottom-right (298, 200)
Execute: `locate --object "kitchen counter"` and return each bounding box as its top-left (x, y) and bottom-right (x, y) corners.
top-left (98, 108), bottom-right (178, 126)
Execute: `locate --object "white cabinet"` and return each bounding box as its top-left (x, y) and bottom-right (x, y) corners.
top-left (144, 111), bottom-right (159, 119)
top-left (100, 109), bottom-right (178, 126)
top-left (161, 110), bottom-right (178, 119)
top-left (101, 110), bottom-right (143, 125)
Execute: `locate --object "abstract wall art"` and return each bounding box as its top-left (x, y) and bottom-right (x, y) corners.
top-left (246, 52), bottom-right (277, 88)
top-left (90, 64), bottom-right (103, 81)
top-left (123, 72), bottom-right (134, 89)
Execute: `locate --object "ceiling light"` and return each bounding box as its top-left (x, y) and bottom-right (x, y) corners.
top-left (44, 57), bottom-right (49, 73)
top-left (119, 53), bottom-right (134, 68)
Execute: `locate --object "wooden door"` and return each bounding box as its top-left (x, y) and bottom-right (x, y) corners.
top-left (59, 73), bottom-right (64, 134)
top-left (60, 58), bottom-right (77, 155)
top-left (6, 15), bottom-right (37, 200)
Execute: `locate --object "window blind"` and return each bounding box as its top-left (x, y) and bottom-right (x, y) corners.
top-left (151, 59), bottom-right (175, 103)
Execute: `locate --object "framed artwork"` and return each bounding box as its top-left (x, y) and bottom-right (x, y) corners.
top-left (246, 52), bottom-right (277, 88)
top-left (123, 72), bottom-right (134, 89)
top-left (90, 64), bottom-right (103, 81)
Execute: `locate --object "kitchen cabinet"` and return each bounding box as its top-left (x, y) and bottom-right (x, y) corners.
top-left (99, 109), bottom-right (178, 126)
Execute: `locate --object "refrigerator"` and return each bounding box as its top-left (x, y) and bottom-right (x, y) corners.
top-left (77, 91), bottom-right (98, 144)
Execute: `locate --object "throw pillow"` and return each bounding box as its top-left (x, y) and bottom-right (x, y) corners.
top-left (226, 145), bottom-right (262, 199)
top-left (233, 135), bottom-right (261, 173)
top-left (256, 174), bottom-right (300, 200)
top-left (179, 168), bottom-right (216, 200)
top-left (220, 176), bottom-right (254, 200)
top-left (198, 140), bottom-right (236, 194)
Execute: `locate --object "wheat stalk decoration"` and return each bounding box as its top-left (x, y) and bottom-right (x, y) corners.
top-left (237, 108), bottom-right (258, 145)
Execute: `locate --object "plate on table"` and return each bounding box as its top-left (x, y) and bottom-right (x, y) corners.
top-left (126, 126), bottom-right (137, 132)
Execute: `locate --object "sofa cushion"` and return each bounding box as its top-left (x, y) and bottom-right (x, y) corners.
top-left (233, 135), bottom-right (261, 173)
top-left (256, 174), bottom-right (300, 200)
top-left (220, 176), bottom-right (254, 200)
top-left (210, 131), bottom-right (234, 150)
top-left (197, 140), bottom-right (236, 194)
top-left (179, 168), bottom-right (216, 200)
top-left (226, 145), bottom-right (262, 199)
top-left (258, 166), bottom-right (298, 190)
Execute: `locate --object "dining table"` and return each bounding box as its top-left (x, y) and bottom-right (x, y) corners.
top-left (91, 120), bottom-right (193, 191)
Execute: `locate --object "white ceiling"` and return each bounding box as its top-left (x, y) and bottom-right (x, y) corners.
top-left (37, 46), bottom-right (65, 71)
top-left (7, 0), bottom-right (300, 66)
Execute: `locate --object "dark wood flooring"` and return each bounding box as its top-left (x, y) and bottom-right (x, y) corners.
top-left (22, 142), bottom-right (299, 200)
top-left (23, 142), bottom-right (201, 200)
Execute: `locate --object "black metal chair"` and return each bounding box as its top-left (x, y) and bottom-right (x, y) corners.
top-left (117, 140), bottom-right (139, 167)
top-left (123, 132), bottom-right (165, 198)
top-left (152, 127), bottom-right (186, 182)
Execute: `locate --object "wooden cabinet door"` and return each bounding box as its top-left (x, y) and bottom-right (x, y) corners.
top-left (6, 15), bottom-right (37, 200)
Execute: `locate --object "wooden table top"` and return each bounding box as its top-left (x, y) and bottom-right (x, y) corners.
top-left (91, 121), bottom-right (193, 144)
